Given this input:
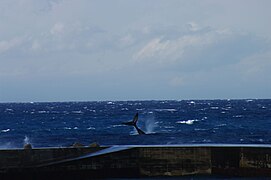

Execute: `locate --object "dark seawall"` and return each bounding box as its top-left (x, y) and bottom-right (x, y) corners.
top-left (1, 144), bottom-right (271, 179)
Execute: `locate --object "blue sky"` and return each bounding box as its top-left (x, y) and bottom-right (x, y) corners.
top-left (0, 0), bottom-right (271, 102)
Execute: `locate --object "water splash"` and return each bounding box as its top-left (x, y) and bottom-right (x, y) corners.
top-left (24, 136), bottom-right (30, 145)
top-left (145, 117), bottom-right (157, 134)
top-left (130, 128), bottom-right (138, 135)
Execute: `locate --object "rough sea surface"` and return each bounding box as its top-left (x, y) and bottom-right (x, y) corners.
top-left (0, 99), bottom-right (271, 148)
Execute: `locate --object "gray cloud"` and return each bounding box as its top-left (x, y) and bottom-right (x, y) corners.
top-left (0, 0), bottom-right (271, 101)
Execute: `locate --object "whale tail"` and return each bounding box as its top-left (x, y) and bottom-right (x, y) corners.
top-left (131, 112), bottom-right (139, 126)
top-left (122, 113), bottom-right (145, 135)
top-left (121, 113), bottom-right (138, 126)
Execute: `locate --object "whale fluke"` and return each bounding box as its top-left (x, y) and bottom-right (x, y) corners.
top-left (122, 113), bottom-right (145, 135)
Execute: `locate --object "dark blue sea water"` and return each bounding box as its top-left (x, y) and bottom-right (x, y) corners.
top-left (1, 99), bottom-right (271, 149)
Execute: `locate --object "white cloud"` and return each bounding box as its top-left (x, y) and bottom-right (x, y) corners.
top-left (133, 31), bottom-right (218, 62)
top-left (119, 34), bottom-right (135, 47)
top-left (0, 37), bottom-right (23, 53)
top-left (187, 22), bottom-right (200, 32)
top-left (134, 38), bottom-right (170, 60)
top-left (31, 40), bottom-right (41, 51)
top-left (50, 23), bottom-right (65, 35)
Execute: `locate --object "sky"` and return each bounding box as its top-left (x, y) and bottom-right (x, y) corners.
top-left (0, 0), bottom-right (271, 102)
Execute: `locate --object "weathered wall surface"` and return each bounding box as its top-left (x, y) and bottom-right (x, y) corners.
top-left (1, 145), bottom-right (271, 178)
top-left (139, 147), bottom-right (211, 176)
top-left (0, 147), bottom-right (104, 169)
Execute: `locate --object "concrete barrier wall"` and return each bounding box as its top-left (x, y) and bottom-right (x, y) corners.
top-left (0, 147), bottom-right (104, 169)
top-left (1, 145), bottom-right (271, 178)
top-left (139, 147), bottom-right (211, 176)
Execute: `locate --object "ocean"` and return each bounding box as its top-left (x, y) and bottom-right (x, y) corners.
top-left (1, 99), bottom-right (271, 149)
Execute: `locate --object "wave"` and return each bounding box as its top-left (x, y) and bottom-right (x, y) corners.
top-left (1, 129), bottom-right (10, 133)
top-left (154, 109), bottom-right (177, 112)
top-left (176, 119), bottom-right (198, 125)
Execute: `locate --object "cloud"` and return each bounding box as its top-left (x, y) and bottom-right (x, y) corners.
top-left (0, 37), bottom-right (23, 54)
top-left (1, 0), bottom-right (271, 101)
top-left (50, 23), bottom-right (65, 35)
top-left (132, 24), bottom-right (270, 75)
top-left (133, 27), bottom-right (224, 63)
top-left (119, 34), bottom-right (135, 47)
top-left (187, 22), bottom-right (200, 32)
top-left (134, 36), bottom-right (203, 60)
top-left (31, 40), bottom-right (42, 51)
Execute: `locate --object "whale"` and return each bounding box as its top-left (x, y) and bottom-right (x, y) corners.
top-left (122, 113), bottom-right (145, 135)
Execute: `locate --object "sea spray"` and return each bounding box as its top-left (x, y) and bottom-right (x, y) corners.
top-left (130, 128), bottom-right (138, 135)
top-left (145, 117), bottom-right (158, 134)
top-left (129, 116), bottom-right (157, 135)
top-left (24, 136), bottom-right (30, 145)
top-left (23, 136), bottom-right (33, 149)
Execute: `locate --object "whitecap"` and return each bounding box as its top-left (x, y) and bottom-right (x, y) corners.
top-left (1, 129), bottom-right (10, 133)
top-left (72, 111), bottom-right (83, 114)
top-left (189, 101), bottom-right (195, 104)
top-left (176, 119), bottom-right (198, 125)
top-left (210, 107), bottom-right (219, 109)
top-left (194, 128), bottom-right (207, 131)
top-left (216, 124), bottom-right (227, 127)
top-left (221, 107), bottom-right (230, 110)
top-left (161, 129), bottom-right (173, 132)
top-left (111, 124), bottom-right (125, 128)
top-left (233, 115), bottom-right (243, 118)
top-left (164, 126), bottom-right (175, 129)
top-left (64, 127), bottom-right (72, 130)
top-left (74, 127), bottom-right (78, 130)
top-left (5, 108), bottom-right (13, 112)
top-left (155, 109), bottom-right (177, 112)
